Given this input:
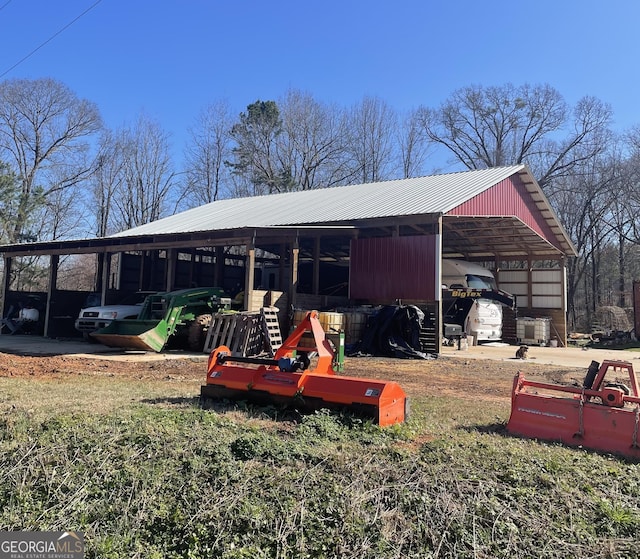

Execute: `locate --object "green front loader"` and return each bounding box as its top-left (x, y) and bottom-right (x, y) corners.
top-left (91, 287), bottom-right (231, 352)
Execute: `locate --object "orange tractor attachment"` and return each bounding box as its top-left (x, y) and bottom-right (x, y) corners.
top-left (200, 310), bottom-right (408, 426)
top-left (507, 360), bottom-right (640, 458)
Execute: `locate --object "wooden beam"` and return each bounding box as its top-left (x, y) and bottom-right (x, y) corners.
top-left (244, 242), bottom-right (255, 312)
top-left (1, 256), bottom-right (12, 320)
top-left (43, 254), bottom-right (59, 338)
top-left (290, 241), bottom-right (299, 309)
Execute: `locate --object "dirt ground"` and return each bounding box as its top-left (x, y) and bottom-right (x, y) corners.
top-left (1, 330), bottom-right (637, 404)
top-left (0, 346), bottom-right (600, 404)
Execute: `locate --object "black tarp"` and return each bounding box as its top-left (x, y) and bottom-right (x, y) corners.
top-left (348, 305), bottom-right (436, 359)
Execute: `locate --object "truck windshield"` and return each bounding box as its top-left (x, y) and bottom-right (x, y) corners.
top-left (466, 274), bottom-right (497, 290)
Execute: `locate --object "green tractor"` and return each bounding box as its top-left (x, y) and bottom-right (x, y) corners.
top-left (91, 287), bottom-right (231, 352)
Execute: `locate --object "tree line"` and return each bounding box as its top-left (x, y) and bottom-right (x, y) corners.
top-left (0, 77), bottom-right (639, 332)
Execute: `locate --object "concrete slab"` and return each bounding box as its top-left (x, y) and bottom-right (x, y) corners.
top-left (0, 334), bottom-right (208, 362)
top-left (1, 333), bottom-right (638, 369)
top-left (441, 341), bottom-right (640, 369)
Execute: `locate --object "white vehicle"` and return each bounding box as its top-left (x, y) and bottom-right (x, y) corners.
top-left (441, 259), bottom-right (504, 342)
top-left (74, 291), bottom-right (154, 338)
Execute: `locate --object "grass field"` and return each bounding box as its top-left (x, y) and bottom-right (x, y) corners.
top-left (0, 373), bottom-right (639, 558)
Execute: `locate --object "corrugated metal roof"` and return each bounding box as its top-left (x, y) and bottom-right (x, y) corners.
top-left (110, 166), bottom-right (525, 238)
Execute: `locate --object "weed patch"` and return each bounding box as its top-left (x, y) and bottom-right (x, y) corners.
top-left (0, 379), bottom-right (638, 558)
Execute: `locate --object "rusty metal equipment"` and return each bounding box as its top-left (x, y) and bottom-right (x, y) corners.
top-left (200, 310), bottom-right (408, 426)
top-left (507, 360), bottom-right (640, 458)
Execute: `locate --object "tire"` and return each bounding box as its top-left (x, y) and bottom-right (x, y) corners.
top-left (188, 314), bottom-right (211, 352)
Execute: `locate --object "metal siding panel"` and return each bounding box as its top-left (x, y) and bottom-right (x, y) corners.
top-left (447, 176), bottom-right (561, 248)
top-left (350, 236), bottom-right (437, 300)
top-left (499, 270), bottom-right (528, 282)
top-left (532, 295), bottom-right (562, 309)
top-left (499, 283), bottom-right (529, 296)
top-left (532, 269), bottom-right (562, 282)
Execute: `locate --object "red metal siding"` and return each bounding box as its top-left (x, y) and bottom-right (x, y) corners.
top-left (350, 236), bottom-right (437, 301)
top-left (447, 175), bottom-right (559, 246)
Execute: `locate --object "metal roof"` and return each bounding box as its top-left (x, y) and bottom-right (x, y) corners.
top-left (110, 166), bottom-right (525, 237)
top-left (0, 165), bottom-right (576, 260)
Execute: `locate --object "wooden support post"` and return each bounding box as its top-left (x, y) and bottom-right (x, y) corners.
top-left (278, 243), bottom-right (286, 292)
top-left (166, 248), bottom-right (177, 291)
top-left (290, 241), bottom-right (299, 309)
top-left (289, 239), bottom-right (300, 307)
top-left (96, 253), bottom-right (105, 293)
top-left (139, 251), bottom-right (146, 291)
top-left (560, 256), bottom-right (568, 346)
top-left (435, 217), bottom-right (443, 355)
top-left (43, 254), bottom-right (59, 338)
top-left (100, 253), bottom-right (111, 305)
top-left (244, 242), bottom-right (256, 311)
top-left (1, 256), bottom-right (12, 320)
top-left (188, 248), bottom-right (196, 287)
top-left (312, 237), bottom-right (320, 295)
top-left (527, 256), bottom-right (533, 309)
top-left (214, 246), bottom-right (225, 286)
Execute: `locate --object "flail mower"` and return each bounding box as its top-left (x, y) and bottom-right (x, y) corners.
top-left (507, 359), bottom-right (640, 459)
top-left (200, 310), bottom-right (408, 426)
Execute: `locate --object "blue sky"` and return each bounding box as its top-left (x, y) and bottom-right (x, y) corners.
top-left (1, 0), bottom-right (638, 172)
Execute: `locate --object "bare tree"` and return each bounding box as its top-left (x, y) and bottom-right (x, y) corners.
top-left (418, 83), bottom-right (612, 188)
top-left (278, 89), bottom-right (354, 189)
top-left (345, 96), bottom-right (397, 183)
top-left (183, 100), bottom-right (234, 206)
top-left (110, 114), bottom-right (176, 231)
top-left (547, 153), bottom-right (618, 327)
top-left (0, 78), bottom-right (102, 243)
top-left (89, 130), bottom-right (125, 237)
top-left (397, 108), bottom-right (431, 178)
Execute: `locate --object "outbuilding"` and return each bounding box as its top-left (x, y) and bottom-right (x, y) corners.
top-left (0, 164), bottom-right (576, 352)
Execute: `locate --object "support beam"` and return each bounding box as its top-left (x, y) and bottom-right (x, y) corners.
top-left (96, 253), bottom-right (105, 293)
top-left (435, 216), bottom-right (443, 354)
top-left (166, 248), bottom-right (177, 291)
top-left (1, 256), bottom-right (12, 320)
top-left (188, 248), bottom-right (196, 287)
top-left (100, 253), bottom-right (111, 305)
top-left (290, 241), bottom-right (299, 309)
top-left (214, 246), bottom-right (225, 286)
top-left (279, 243), bottom-right (286, 291)
top-left (312, 237), bottom-right (320, 295)
top-left (244, 242), bottom-right (256, 311)
top-left (527, 256), bottom-right (533, 309)
top-left (43, 254), bottom-right (59, 338)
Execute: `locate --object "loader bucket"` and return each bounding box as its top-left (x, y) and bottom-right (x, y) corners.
top-left (90, 319), bottom-right (169, 352)
top-left (200, 311), bottom-right (408, 426)
top-left (507, 360), bottom-right (640, 459)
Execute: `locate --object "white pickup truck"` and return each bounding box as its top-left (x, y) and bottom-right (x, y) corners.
top-left (74, 291), bottom-right (155, 338)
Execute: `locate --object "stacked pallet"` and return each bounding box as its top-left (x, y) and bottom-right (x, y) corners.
top-left (203, 308), bottom-right (282, 357)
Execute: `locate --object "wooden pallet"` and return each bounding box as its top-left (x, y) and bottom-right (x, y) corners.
top-left (203, 312), bottom-right (264, 356)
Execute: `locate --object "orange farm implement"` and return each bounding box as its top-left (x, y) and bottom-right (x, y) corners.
top-left (507, 360), bottom-right (640, 458)
top-left (200, 310), bottom-right (408, 426)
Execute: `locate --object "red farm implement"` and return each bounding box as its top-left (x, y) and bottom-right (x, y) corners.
top-left (200, 310), bottom-right (408, 426)
top-left (507, 359), bottom-right (640, 458)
